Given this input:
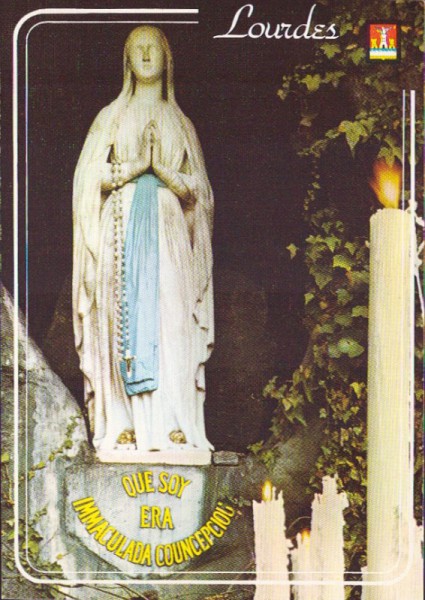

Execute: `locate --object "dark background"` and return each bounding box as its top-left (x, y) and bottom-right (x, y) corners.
top-left (2, 0), bottom-right (357, 450)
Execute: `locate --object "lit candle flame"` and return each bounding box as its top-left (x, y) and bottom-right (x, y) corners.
top-left (369, 159), bottom-right (401, 209)
top-left (301, 528), bottom-right (311, 548)
top-left (262, 480), bottom-right (273, 502)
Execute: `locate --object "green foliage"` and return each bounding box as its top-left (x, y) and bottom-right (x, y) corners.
top-left (218, 486), bottom-right (252, 509)
top-left (47, 414), bottom-right (81, 462)
top-left (249, 439), bottom-right (277, 470)
top-left (1, 413), bottom-right (83, 599)
top-left (255, 208), bottom-right (371, 573)
top-left (252, 0), bottom-right (423, 589)
top-left (2, 464), bottom-right (65, 598)
top-left (278, 0), bottom-right (422, 168)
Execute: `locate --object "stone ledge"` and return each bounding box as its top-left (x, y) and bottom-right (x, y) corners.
top-left (212, 451), bottom-right (240, 466)
top-left (97, 448), bottom-right (212, 465)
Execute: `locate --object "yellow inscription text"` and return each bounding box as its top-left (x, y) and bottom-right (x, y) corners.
top-left (140, 505), bottom-right (174, 529)
top-left (71, 494), bottom-right (236, 568)
top-left (157, 471), bottom-right (192, 498)
top-left (120, 471), bottom-right (192, 499)
top-left (72, 497), bottom-right (152, 566)
top-left (121, 471), bottom-right (155, 497)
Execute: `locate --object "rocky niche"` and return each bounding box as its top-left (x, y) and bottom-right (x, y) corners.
top-left (1, 284), bottom-right (323, 599)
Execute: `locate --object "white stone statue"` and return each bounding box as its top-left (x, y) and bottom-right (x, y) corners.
top-left (72, 26), bottom-right (214, 457)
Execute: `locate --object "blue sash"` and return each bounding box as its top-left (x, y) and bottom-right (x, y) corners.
top-left (120, 174), bottom-right (164, 395)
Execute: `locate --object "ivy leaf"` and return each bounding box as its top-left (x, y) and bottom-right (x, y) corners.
top-left (286, 243), bottom-right (299, 259)
top-left (323, 70), bottom-right (345, 88)
top-left (333, 254), bottom-right (354, 271)
top-left (26, 539), bottom-right (40, 555)
top-left (345, 242), bottom-right (357, 255)
top-left (328, 343), bottom-right (342, 358)
top-left (33, 461), bottom-right (46, 471)
top-left (336, 288), bottom-right (352, 305)
top-left (352, 305), bottom-right (368, 318)
top-left (1, 452), bottom-right (10, 463)
top-left (319, 323), bottom-right (335, 334)
top-left (301, 74), bottom-right (321, 92)
top-left (282, 397), bottom-right (293, 411)
top-left (349, 47), bottom-right (366, 65)
top-left (377, 146), bottom-right (391, 165)
top-left (340, 22), bottom-right (353, 36)
top-left (304, 292), bottom-right (315, 305)
top-left (382, 135), bottom-right (403, 163)
top-left (338, 120), bottom-right (367, 152)
top-left (337, 337), bottom-right (365, 358)
top-left (277, 83), bottom-right (290, 102)
top-left (335, 313), bottom-right (353, 327)
top-left (350, 270), bottom-right (369, 285)
top-left (321, 43), bottom-right (342, 59)
top-left (350, 382), bottom-right (364, 398)
top-left (344, 122), bottom-right (362, 152)
top-left (314, 268), bottom-right (333, 290)
top-left (321, 445), bottom-right (332, 457)
top-left (295, 413), bottom-right (307, 427)
top-left (324, 235), bottom-right (340, 252)
top-left (249, 441), bottom-right (264, 454)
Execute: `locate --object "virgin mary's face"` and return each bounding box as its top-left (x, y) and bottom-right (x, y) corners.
top-left (126, 28), bottom-right (165, 84)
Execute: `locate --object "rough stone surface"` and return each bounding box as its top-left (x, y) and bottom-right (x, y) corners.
top-left (1, 284), bottom-right (90, 581)
top-left (270, 418), bottom-right (325, 520)
top-left (213, 451), bottom-right (240, 466)
top-left (1, 283), bottom-right (322, 599)
top-left (65, 463), bottom-right (208, 575)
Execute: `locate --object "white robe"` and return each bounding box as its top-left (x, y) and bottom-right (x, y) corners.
top-left (73, 100), bottom-right (214, 452)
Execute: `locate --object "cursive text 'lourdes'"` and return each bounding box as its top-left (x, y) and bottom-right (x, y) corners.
top-left (214, 4), bottom-right (339, 40)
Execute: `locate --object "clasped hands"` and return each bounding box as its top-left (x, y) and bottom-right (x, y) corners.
top-left (138, 120), bottom-right (193, 207)
top-left (137, 120), bottom-right (164, 177)
top-left (108, 120), bottom-right (166, 184)
top-left (106, 120), bottom-right (193, 207)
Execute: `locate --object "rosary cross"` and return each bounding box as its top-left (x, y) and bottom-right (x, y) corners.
top-left (124, 350), bottom-right (136, 377)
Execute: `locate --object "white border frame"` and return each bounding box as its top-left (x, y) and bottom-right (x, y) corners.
top-left (12, 6), bottom-right (416, 589)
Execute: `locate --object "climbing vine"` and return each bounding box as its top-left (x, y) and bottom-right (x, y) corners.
top-left (2, 450), bottom-right (68, 599)
top-left (1, 414), bottom-right (176, 600)
top-left (250, 0), bottom-right (423, 590)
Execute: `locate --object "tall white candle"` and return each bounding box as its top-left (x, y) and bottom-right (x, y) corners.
top-left (253, 482), bottom-right (291, 600)
top-left (363, 519), bottom-right (423, 600)
top-left (367, 207), bottom-right (413, 593)
top-left (311, 476), bottom-right (347, 600)
top-left (291, 530), bottom-right (316, 600)
top-left (365, 91), bottom-right (418, 598)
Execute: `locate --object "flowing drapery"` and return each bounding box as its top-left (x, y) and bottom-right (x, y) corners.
top-left (72, 32), bottom-right (214, 451)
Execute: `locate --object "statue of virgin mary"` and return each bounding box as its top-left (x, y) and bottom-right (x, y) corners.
top-left (72, 26), bottom-right (214, 454)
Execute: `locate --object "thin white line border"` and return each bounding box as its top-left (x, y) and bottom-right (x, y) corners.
top-left (12, 5), bottom-right (417, 590)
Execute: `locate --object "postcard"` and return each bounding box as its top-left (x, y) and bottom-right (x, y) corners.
top-left (1, 1), bottom-right (423, 599)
